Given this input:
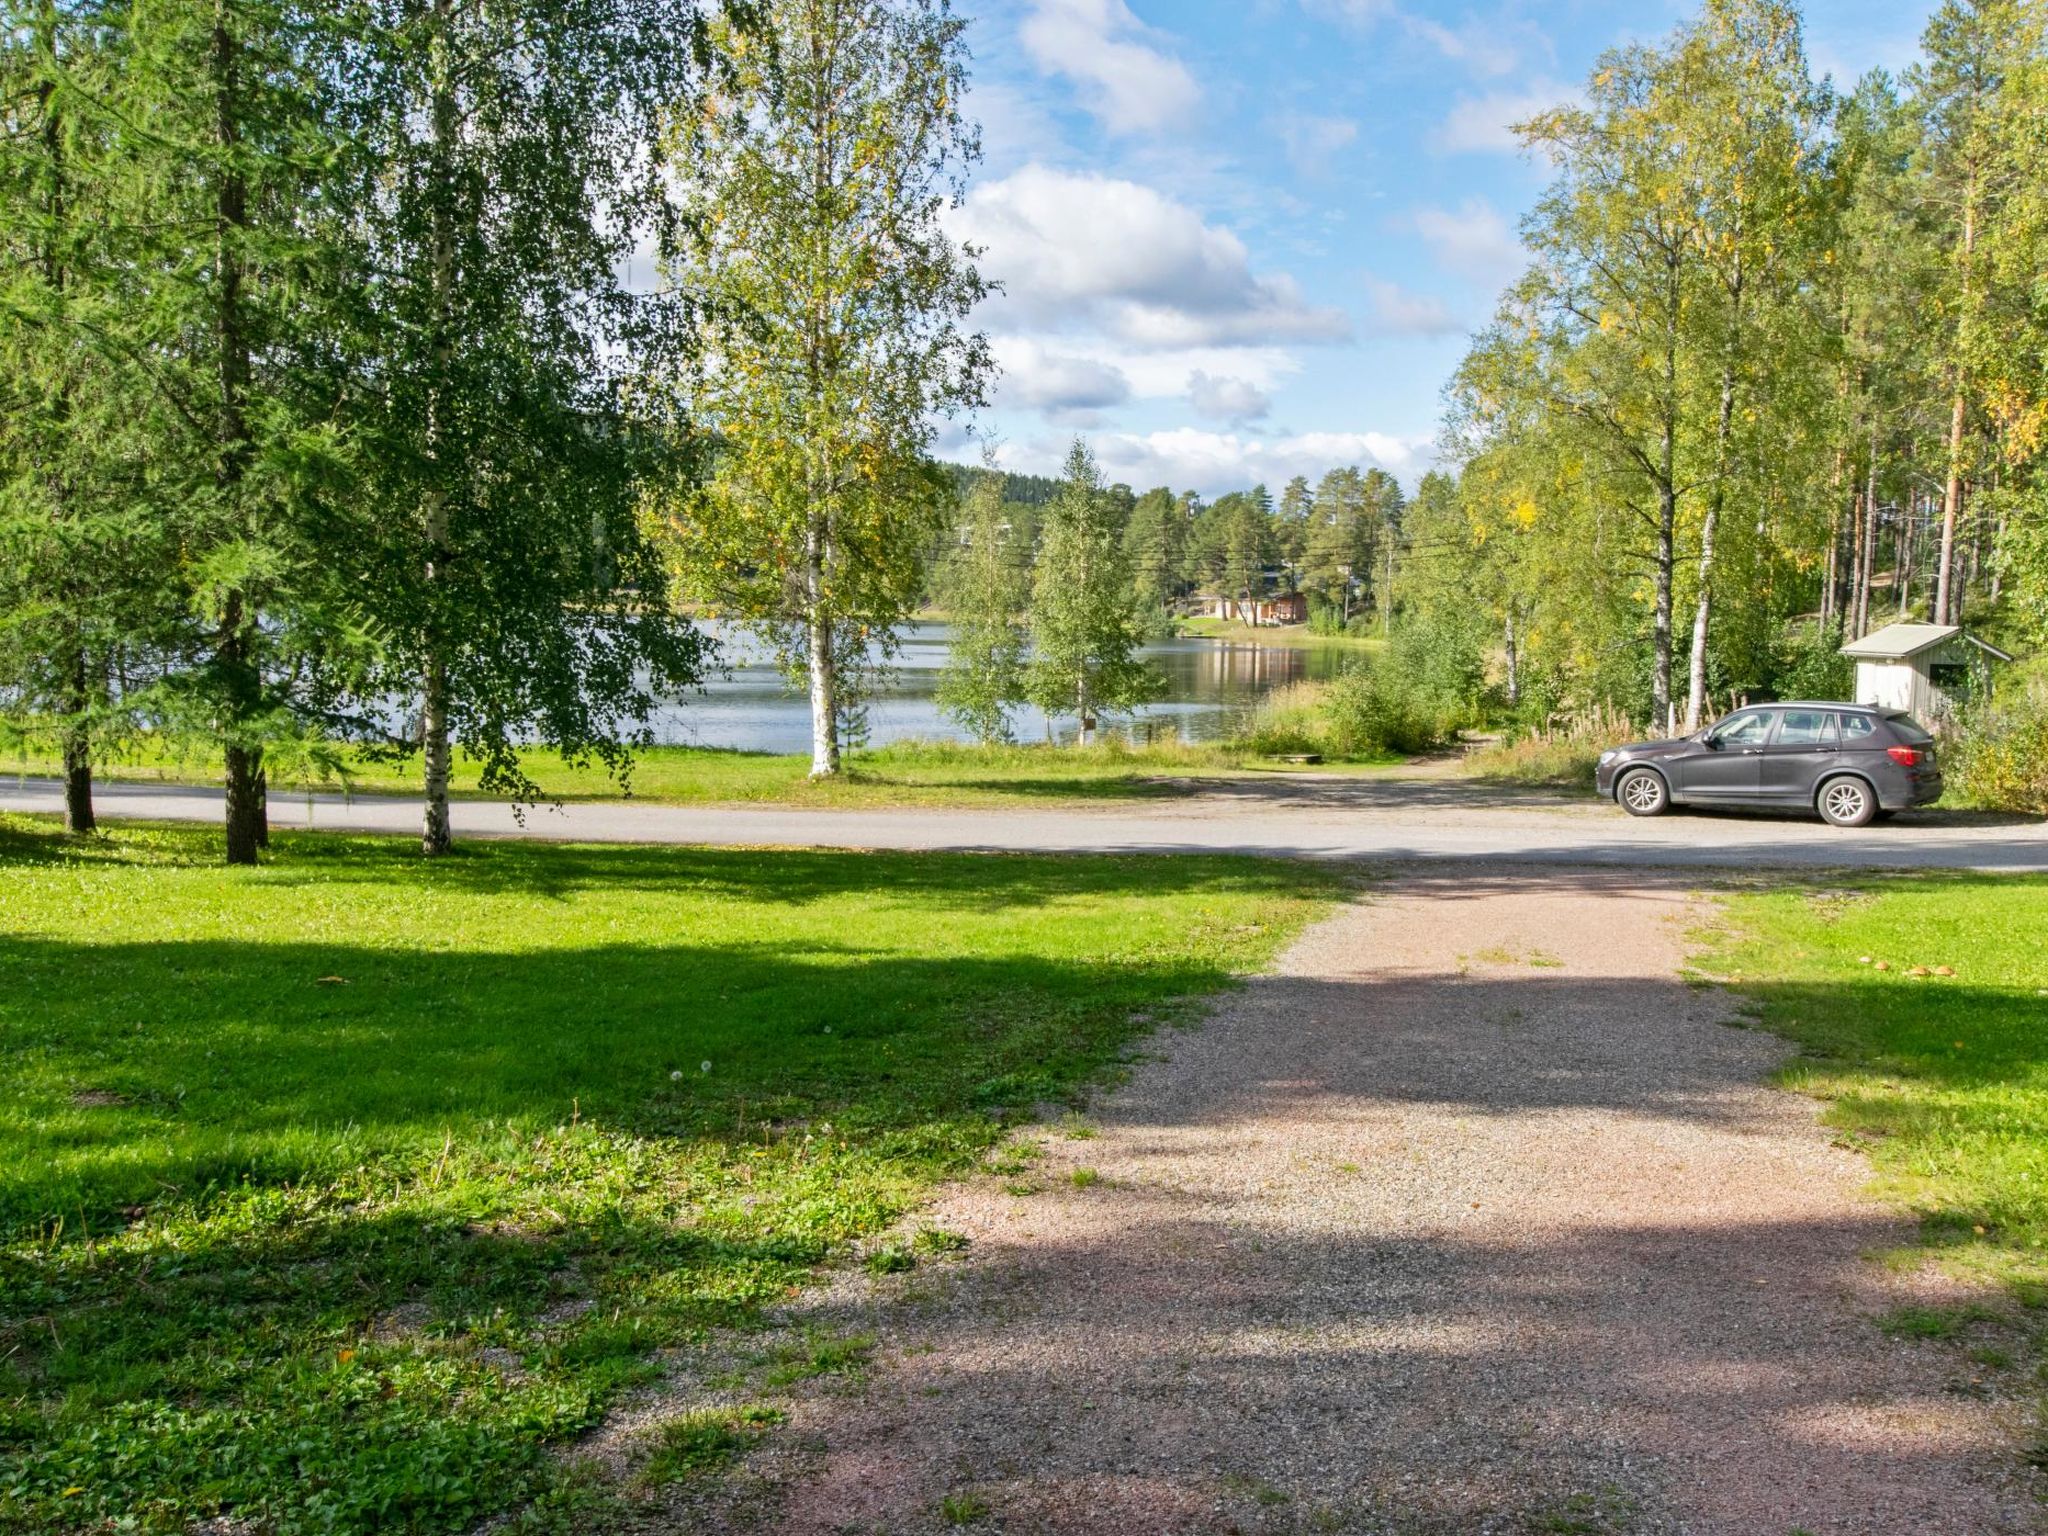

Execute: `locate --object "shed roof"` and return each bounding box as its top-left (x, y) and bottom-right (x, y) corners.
top-left (1840, 622), bottom-right (2012, 662)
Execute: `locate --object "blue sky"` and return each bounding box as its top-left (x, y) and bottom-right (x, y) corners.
top-left (944, 0), bottom-right (1933, 495)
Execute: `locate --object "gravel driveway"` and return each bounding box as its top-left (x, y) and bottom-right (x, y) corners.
top-left (699, 867), bottom-right (2038, 1535)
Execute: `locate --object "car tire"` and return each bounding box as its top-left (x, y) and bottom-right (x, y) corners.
top-left (1817, 775), bottom-right (1877, 828)
top-left (1616, 766), bottom-right (1669, 817)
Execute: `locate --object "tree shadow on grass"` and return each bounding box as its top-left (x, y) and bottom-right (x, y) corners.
top-left (0, 914), bottom-right (1258, 1532)
top-left (3, 818), bottom-right (1348, 910)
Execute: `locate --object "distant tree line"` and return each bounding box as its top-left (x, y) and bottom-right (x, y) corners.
top-left (938, 458), bottom-right (1411, 634)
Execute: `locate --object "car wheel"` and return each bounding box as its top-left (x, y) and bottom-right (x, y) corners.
top-left (1817, 775), bottom-right (1876, 828)
top-left (1616, 767), bottom-right (1669, 817)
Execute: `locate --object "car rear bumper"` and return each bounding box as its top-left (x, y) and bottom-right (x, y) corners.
top-left (1887, 769), bottom-right (1943, 809)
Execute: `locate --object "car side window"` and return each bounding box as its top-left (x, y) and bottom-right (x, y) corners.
top-left (1837, 713), bottom-right (1876, 742)
top-left (1707, 709), bottom-right (1773, 747)
top-left (1776, 709), bottom-right (1835, 746)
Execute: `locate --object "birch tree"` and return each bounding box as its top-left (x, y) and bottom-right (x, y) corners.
top-left (658, 0), bottom-right (990, 777)
top-left (935, 466), bottom-right (1026, 742)
top-left (1025, 440), bottom-right (1158, 745)
top-left (1671, 0), bottom-right (1830, 728)
top-left (329, 0), bottom-right (712, 854)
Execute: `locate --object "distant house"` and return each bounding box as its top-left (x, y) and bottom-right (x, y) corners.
top-left (1840, 622), bottom-right (2011, 719)
top-left (1213, 592), bottom-right (1307, 627)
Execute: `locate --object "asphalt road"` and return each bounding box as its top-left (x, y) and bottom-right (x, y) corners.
top-left (5, 775), bottom-right (2045, 870)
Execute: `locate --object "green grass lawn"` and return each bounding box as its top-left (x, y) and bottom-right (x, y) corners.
top-left (5, 737), bottom-right (1370, 810)
top-left (1703, 873), bottom-right (2048, 1445)
top-left (0, 818), bottom-right (1346, 1534)
top-left (1173, 617), bottom-right (1387, 650)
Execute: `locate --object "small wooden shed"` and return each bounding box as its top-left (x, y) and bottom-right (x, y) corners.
top-left (1839, 622), bottom-right (2011, 720)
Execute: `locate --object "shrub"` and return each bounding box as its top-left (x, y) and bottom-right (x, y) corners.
top-left (1323, 665), bottom-right (1450, 756)
top-left (1943, 667), bottom-right (2048, 814)
top-left (1233, 680), bottom-right (1333, 756)
top-left (1465, 706), bottom-right (1639, 787)
top-left (1383, 612), bottom-right (1489, 724)
top-left (1775, 624), bottom-right (1854, 701)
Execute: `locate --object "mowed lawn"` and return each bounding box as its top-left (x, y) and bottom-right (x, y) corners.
top-left (0, 819), bottom-right (1346, 1534)
top-left (1706, 874), bottom-right (2048, 1432)
top-left (4, 738), bottom-right (1329, 810)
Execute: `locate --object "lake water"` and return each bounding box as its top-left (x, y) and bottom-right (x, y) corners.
top-left (646, 623), bottom-right (1357, 753)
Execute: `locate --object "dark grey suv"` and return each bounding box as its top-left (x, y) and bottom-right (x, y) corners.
top-left (1594, 703), bottom-right (1942, 826)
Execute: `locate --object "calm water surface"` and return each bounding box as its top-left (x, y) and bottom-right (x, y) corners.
top-left (648, 623), bottom-right (1357, 753)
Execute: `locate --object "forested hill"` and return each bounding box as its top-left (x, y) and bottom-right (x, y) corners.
top-left (943, 462), bottom-right (1062, 507)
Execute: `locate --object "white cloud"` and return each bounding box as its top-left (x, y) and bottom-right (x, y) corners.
top-left (1084, 427), bottom-right (1433, 497)
top-left (1186, 371), bottom-right (1272, 422)
top-left (1276, 113), bottom-right (1359, 176)
top-left (950, 164), bottom-right (1351, 349)
top-left (1302, 0), bottom-right (1532, 78)
top-left (1364, 277), bottom-right (1464, 337)
top-left (1409, 198), bottom-right (1524, 289)
top-left (995, 338), bottom-right (1133, 422)
top-left (1400, 14), bottom-right (1521, 77)
top-left (962, 78), bottom-right (1066, 174)
top-left (1019, 0), bottom-right (1199, 136)
top-left (1435, 81), bottom-right (1575, 154)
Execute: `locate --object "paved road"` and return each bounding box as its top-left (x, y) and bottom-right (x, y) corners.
top-left (6, 775), bottom-right (2045, 870)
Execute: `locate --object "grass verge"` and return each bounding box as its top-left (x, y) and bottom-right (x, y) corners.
top-left (0, 818), bottom-right (1345, 1533)
top-left (5, 737), bottom-right (1376, 810)
top-left (1173, 618), bottom-right (1386, 651)
top-left (1700, 873), bottom-right (2048, 1453)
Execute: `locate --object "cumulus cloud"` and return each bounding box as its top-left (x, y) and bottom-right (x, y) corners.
top-left (1019, 0), bottom-right (1200, 136)
top-left (950, 164), bottom-right (1352, 349)
top-left (1409, 198), bottom-right (1524, 289)
top-left (1364, 277), bottom-right (1465, 338)
top-left (995, 338), bottom-right (1133, 423)
top-left (1435, 81), bottom-right (1575, 154)
top-left (1186, 371), bottom-right (1272, 422)
top-left (1083, 427), bottom-right (1433, 497)
top-left (1276, 113), bottom-right (1360, 176)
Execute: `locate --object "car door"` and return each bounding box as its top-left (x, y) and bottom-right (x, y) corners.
top-left (1676, 708), bottom-right (1775, 800)
top-left (1759, 707), bottom-right (1838, 803)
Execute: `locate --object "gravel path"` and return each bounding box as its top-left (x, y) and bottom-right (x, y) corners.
top-left (6, 776), bottom-right (2046, 870)
top-left (705, 867), bottom-right (2038, 1535)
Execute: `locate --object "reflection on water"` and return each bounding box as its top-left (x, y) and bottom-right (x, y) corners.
top-left (647, 622), bottom-right (1355, 754)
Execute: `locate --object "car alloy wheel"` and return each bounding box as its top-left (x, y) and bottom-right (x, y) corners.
top-left (1818, 776), bottom-right (1875, 828)
top-left (1617, 767), bottom-right (1667, 817)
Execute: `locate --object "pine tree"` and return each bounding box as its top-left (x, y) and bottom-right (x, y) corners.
top-left (0, 0), bottom-right (164, 833)
top-left (1122, 486), bottom-right (1185, 630)
top-left (108, 0), bottom-right (366, 862)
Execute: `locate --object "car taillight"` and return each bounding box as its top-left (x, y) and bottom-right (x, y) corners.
top-left (1887, 746), bottom-right (1922, 767)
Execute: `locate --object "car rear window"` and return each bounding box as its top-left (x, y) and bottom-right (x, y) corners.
top-left (1777, 709), bottom-right (1836, 746)
top-left (1885, 713), bottom-right (1934, 745)
top-left (1837, 713), bottom-right (1876, 740)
